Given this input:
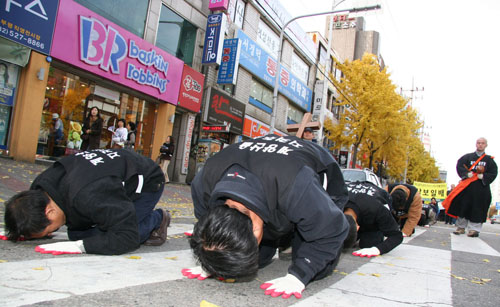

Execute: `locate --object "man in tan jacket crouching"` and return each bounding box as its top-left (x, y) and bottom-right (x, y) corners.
top-left (386, 184), bottom-right (422, 237)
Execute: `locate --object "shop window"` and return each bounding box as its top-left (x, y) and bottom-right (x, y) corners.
top-left (156, 5), bottom-right (197, 66)
top-left (38, 68), bottom-right (92, 157)
top-left (287, 104), bottom-right (304, 124)
top-left (249, 79), bottom-right (272, 113)
top-left (37, 67), bottom-right (157, 159)
top-left (75, 0), bottom-right (149, 37)
top-left (0, 60), bottom-right (20, 150)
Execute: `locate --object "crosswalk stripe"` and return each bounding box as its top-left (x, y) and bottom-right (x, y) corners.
top-left (0, 249), bottom-right (197, 307)
top-left (402, 227), bottom-right (426, 244)
top-left (450, 233), bottom-right (500, 257)
top-left (293, 244), bottom-right (453, 307)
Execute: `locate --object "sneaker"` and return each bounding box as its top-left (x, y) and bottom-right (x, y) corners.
top-left (467, 230), bottom-right (479, 237)
top-left (453, 228), bottom-right (465, 235)
top-left (144, 209), bottom-right (171, 246)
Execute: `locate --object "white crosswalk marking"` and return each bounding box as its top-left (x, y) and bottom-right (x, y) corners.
top-left (450, 233), bottom-right (500, 257)
top-left (293, 244), bottom-right (453, 307)
top-left (0, 224), bottom-right (197, 307)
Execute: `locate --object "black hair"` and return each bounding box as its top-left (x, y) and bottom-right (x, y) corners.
top-left (127, 122), bottom-right (136, 131)
top-left (86, 106), bottom-right (101, 120)
top-left (390, 189), bottom-right (407, 211)
top-left (117, 118), bottom-right (126, 127)
top-left (343, 214), bottom-right (358, 249)
top-left (4, 190), bottom-right (50, 240)
top-left (190, 205), bottom-right (259, 280)
top-left (167, 135), bottom-right (175, 144)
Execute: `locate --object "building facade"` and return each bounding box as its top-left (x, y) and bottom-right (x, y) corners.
top-left (0, 0), bottom-right (320, 183)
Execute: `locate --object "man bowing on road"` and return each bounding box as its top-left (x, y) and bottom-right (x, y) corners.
top-left (183, 135), bottom-right (349, 299)
top-left (3, 149), bottom-right (170, 255)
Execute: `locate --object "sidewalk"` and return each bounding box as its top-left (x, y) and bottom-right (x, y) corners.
top-left (0, 156), bottom-right (195, 228)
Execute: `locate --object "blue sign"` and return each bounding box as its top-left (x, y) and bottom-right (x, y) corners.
top-left (236, 29), bottom-right (312, 112)
top-left (0, 0), bottom-right (59, 55)
top-left (202, 13), bottom-right (226, 65)
top-left (217, 38), bottom-right (241, 84)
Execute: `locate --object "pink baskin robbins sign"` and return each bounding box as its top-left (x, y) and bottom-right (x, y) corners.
top-left (50, 0), bottom-right (183, 104)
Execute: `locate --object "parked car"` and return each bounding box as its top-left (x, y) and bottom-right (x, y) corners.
top-left (341, 168), bottom-right (383, 188)
top-left (491, 215), bottom-right (500, 224)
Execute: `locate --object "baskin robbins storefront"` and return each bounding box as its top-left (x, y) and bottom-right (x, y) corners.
top-left (37, 0), bottom-right (183, 160)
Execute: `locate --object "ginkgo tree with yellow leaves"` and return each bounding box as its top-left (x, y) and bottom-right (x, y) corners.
top-left (324, 53), bottom-right (441, 183)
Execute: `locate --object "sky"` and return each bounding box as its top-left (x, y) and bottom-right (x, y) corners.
top-left (284, 0), bottom-right (500, 186)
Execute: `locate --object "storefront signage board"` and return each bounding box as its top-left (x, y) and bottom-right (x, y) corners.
top-left (50, 0), bottom-right (183, 105)
top-left (178, 65), bottom-right (205, 113)
top-left (204, 87), bottom-right (245, 134)
top-left (217, 38), bottom-right (241, 85)
top-left (202, 13), bottom-right (225, 65)
top-left (0, 0), bottom-right (59, 55)
top-left (208, 0), bottom-right (229, 11)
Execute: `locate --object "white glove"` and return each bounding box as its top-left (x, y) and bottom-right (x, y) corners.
top-left (467, 172), bottom-right (473, 178)
top-left (35, 240), bottom-right (85, 255)
top-left (260, 273), bottom-right (305, 299)
top-left (477, 174), bottom-right (483, 180)
top-left (181, 266), bottom-right (211, 280)
top-left (352, 247), bottom-right (381, 258)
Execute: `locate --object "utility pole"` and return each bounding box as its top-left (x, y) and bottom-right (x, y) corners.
top-left (400, 77), bottom-right (424, 183)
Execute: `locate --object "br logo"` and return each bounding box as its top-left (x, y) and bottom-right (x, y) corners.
top-left (79, 16), bottom-right (127, 74)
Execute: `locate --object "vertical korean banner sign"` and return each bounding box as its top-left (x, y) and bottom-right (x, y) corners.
top-left (217, 38), bottom-right (241, 84)
top-left (202, 13), bottom-right (226, 65)
top-left (51, 0), bottom-right (183, 104)
top-left (181, 114), bottom-right (196, 174)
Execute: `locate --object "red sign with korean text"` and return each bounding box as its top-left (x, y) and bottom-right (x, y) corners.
top-left (178, 65), bottom-right (205, 113)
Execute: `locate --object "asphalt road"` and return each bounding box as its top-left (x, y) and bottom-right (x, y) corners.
top-left (0, 157), bottom-right (499, 307)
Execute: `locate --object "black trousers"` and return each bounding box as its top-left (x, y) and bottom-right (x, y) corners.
top-left (358, 230), bottom-right (384, 249)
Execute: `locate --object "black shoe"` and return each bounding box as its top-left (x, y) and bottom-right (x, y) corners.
top-left (144, 209), bottom-right (171, 246)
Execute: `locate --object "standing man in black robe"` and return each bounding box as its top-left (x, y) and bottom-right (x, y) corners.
top-left (447, 137), bottom-right (497, 237)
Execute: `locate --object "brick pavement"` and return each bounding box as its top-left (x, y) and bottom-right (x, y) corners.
top-left (0, 156), bottom-right (195, 228)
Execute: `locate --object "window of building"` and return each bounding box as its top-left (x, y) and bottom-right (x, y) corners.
top-left (156, 5), bottom-right (197, 66)
top-left (75, 0), bottom-right (149, 37)
top-left (249, 79), bottom-right (273, 113)
top-left (0, 60), bottom-right (20, 150)
top-left (287, 103), bottom-right (304, 124)
top-left (291, 53), bottom-right (309, 84)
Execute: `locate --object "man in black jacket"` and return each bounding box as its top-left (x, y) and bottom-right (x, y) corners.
top-left (4, 149), bottom-right (170, 255)
top-left (343, 181), bottom-right (403, 257)
top-left (183, 135), bottom-right (349, 299)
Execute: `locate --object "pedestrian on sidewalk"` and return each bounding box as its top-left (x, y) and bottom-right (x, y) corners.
top-left (4, 149), bottom-right (170, 255)
top-left (343, 181), bottom-right (403, 258)
top-left (183, 135), bottom-right (349, 299)
top-left (158, 136), bottom-right (175, 183)
top-left (444, 137), bottom-right (497, 237)
top-left (386, 183), bottom-right (423, 237)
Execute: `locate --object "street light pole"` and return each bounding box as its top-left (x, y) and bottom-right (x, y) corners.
top-left (269, 4), bottom-right (381, 134)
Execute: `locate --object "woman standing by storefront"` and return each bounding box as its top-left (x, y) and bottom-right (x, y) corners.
top-left (81, 106), bottom-right (103, 150)
top-left (159, 136), bottom-right (175, 183)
